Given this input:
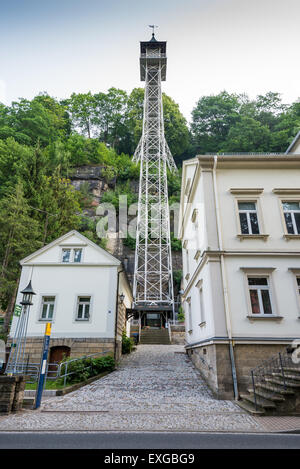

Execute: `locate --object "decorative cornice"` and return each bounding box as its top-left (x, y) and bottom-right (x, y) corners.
top-left (273, 188), bottom-right (300, 195)
top-left (230, 188), bottom-right (264, 195)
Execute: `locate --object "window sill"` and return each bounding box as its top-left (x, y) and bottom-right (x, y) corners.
top-left (199, 322), bottom-right (206, 327)
top-left (247, 315), bottom-right (283, 321)
top-left (39, 319), bottom-right (53, 322)
top-left (283, 234), bottom-right (300, 240)
top-left (237, 234), bottom-right (269, 241)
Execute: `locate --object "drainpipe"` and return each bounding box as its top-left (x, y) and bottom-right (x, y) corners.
top-left (213, 155), bottom-right (239, 400)
top-left (114, 266), bottom-right (124, 361)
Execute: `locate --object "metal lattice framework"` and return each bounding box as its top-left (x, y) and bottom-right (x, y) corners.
top-left (133, 34), bottom-right (177, 310)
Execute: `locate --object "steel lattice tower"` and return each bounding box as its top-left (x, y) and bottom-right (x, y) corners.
top-left (132, 32), bottom-right (177, 313)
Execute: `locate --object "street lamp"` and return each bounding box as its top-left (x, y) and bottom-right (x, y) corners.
top-left (20, 281), bottom-right (36, 306)
top-left (6, 281), bottom-right (36, 375)
top-left (119, 293), bottom-right (125, 304)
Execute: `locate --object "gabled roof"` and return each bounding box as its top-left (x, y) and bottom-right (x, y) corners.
top-left (285, 130), bottom-right (300, 154)
top-left (20, 230), bottom-right (121, 266)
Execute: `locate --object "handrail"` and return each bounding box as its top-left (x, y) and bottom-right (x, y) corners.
top-left (250, 351), bottom-right (299, 410)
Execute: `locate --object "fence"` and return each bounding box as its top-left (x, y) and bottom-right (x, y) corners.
top-left (10, 350), bottom-right (112, 387)
top-left (250, 351), bottom-right (300, 410)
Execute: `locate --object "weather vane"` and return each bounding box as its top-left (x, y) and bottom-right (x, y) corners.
top-left (148, 25), bottom-right (158, 37)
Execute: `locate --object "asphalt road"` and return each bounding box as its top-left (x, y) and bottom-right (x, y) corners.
top-left (0, 432), bottom-right (300, 449)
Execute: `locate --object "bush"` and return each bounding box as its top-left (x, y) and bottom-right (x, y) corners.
top-left (122, 330), bottom-right (134, 354)
top-left (59, 355), bottom-right (115, 385)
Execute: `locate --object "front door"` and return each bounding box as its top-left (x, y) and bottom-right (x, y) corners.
top-left (146, 313), bottom-right (161, 328)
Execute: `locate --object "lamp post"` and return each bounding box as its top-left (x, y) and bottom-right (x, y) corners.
top-left (119, 293), bottom-right (125, 304)
top-left (6, 281), bottom-right (36, 376)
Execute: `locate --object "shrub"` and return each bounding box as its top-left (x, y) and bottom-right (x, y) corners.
top-left (122, 330), bottom-right (134, 354)
top-left (59, 355), bottom-right (115, 385)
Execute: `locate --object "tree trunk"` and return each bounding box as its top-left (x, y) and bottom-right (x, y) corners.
top-left (3, 282), bottom-right (18, 335)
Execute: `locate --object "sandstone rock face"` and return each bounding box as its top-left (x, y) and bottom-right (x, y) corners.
top-left (70, 165), bottom-right (182, 293)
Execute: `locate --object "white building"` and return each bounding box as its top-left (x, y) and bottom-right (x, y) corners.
top-left (178, 143), bottom-right (300, 399)
top-left (9, 230), bottom-right (133, 363)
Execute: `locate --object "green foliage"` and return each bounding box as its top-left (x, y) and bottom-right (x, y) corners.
top-left (191, 90), bottom-right (300, 154)
top-left (173, 270), bottom-right (183, 290)
top-left (123, 234), bottom-right (136, 250)
top-left (122, 330), bottom-right (134, 354)
top-left (177, 311), bottom-right (185, 322)
top-left (171, 233), bottom-right (182, 251)
top-left (59, 355), bottom-right (115, 385)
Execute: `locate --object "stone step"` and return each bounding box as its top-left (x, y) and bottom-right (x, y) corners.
top-left (257, 382), bottom-right (295, 396)
top-left (235, 399), bottom-right (265, 415)
top-left (265, 377), bottom-right (300, 388)
top-left (272, 372), bottom-right (300, 381)
top-left (240, 393), bottom-right (276, 409)
top-left (140, 341), bottom-right (171, 345)
top-left (247, 387), bottom-right (285, 402)
top-left (22, 397), bottom-right (35, 409)
top-left (283, 367), bottom-right (300, 375)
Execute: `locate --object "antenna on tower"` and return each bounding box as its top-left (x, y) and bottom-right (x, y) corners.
top-left (148, 24), bottom-right (158, 38)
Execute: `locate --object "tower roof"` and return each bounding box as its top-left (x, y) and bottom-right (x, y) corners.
top-left (140, 37), bottom-right (166, 54)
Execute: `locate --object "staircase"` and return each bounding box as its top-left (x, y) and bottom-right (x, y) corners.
top-left (237, 351), bottom-right (300, 415)
top-left (140, 328), bottom-right (171, 345)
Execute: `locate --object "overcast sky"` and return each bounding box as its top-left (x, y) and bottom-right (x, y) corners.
top-left (0, 0), bottom-right (299, 122)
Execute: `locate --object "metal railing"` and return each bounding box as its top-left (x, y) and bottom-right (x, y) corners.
top-left (250, 351), bottom-right (300, 410)
top-left (9, 350), bottom-right (112, 386)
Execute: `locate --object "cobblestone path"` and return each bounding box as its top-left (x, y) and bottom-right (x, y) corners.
top-left (0, 345), bottom-right (263, 432)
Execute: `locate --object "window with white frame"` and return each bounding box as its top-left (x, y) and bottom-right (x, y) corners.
top-left (40, 296), bottom-right (55, 321)
top-left (297, 277), bottom-right (300, 298)
top-left (198, 285), bottom-right (205, 324)
top-left (61, 248), bottom-right (83, 263)
top-left (186, 298), bottom-right (192, 331)
top-left (238, 202), bottom-right (260, 234)
top-left (282, 201), bottom-right (300, 234)
top-left (247, 277), bottom-right (273, 315)
top-left (76, 297), bottom-right (91, 321)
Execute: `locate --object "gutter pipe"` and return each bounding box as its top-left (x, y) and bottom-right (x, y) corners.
top-left (213, 155), bottom-right (239, 400)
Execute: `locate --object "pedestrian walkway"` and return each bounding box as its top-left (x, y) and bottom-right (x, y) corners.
top-left (0, 345), bottom-right (278, 432)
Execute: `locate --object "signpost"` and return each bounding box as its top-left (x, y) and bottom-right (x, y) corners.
top-left (34, 322), bottom-right (51, 409)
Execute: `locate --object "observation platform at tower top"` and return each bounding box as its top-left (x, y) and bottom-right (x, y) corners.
top-left (140, 35), bottom-right (167, 81)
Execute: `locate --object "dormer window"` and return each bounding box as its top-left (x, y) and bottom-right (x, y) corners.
top-left (61, 248), bottom-right (83, 263)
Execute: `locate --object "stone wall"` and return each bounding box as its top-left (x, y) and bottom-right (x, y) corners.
top-left (7, 337), bottom-right (115, 364)
top-left (0, 375), bottom-right (25, 414)
top-left (187, 342), bottom-right (288, 399)
top-left (171, 325), bottom-right (185, 345)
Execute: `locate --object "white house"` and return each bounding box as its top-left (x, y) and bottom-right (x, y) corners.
top-left (178, 148), bottom-right (300, 399)
top-left (9, 230), bottom-right (133, 363)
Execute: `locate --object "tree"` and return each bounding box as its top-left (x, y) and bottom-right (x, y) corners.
top-left (221, 117), bottom-right (272, 152)
top-left (0, 182), bottom-right (41, 332)
top-left (64, 92), bottom-right (96, 138)
top-left (191, 91), bottom-right (242, 153)
top-left (0, 95), bottom-right (68, 146)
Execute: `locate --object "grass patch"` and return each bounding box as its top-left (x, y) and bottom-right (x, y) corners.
top-left (25, 380), bottom-right (66, 390)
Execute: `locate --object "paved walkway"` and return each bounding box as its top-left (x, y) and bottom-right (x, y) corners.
top-left (0, 345), bottom-right (264, 432)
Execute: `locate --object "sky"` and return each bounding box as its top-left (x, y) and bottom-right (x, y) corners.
top-left (0, 0), bottom-right (299, 123)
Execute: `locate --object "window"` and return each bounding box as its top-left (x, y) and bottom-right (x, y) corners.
top-left (62, 249), bottom-right (71, 263)
top-left (76, 297), bottom-right (90, 321)
top-left (282, 201), bottom-right (300, 235)
top-left (198, 286), bottom-right (205, 324)
top-left (186, 298), bottom-right (192, 332)
top-left (238, 202), bottom-right (259, 234)
top-left (61, 248), bottom-right (83, 263)
top-left (73, 249), bottom-right (82, 263)
top-left (40, 297), bottom-right (55, 321)
top-left (248, 277), bottom-right (273, 315)
top-left (297, 277), bottom-right (300, 297)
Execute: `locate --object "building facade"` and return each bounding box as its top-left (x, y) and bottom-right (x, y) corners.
top-left (9, 231), bottom-right (133, 363)
top-left (178, 150), bottom-right (300, 399)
